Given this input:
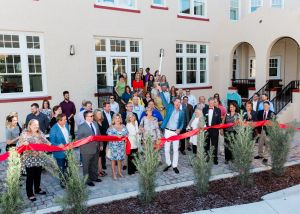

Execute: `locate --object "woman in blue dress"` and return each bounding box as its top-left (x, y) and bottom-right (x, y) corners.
top-left (107, 113), bottom-right (128, 180)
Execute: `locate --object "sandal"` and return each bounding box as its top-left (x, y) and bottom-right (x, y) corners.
top-left (36, 190), bottom-right (46, 195)
top-left (29, 196), bottom-right (36, 202)
top-left (99, 171), bottom-right (107, 177)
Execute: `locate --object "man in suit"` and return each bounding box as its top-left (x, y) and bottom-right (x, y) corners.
top-left (194, 96), bottom-right (208, 111)
top-left (255, 101), bottom-right (275, 163)
top-left (179, 96), bottom-right (194, 155)
top-left (77, 110), bottom-right (103, 186)
top-left (203, 97), bottom-right (222, 165)
top-left (158, 86), bottom-right (184, 174)
top-left (122, 102), bottom-right (139, 126)
top-left (101, 102), bottom-right (114, 170)
top-left (49, 113), bottom-right (70, 188)
top-left (258, 93), bottom-right (274, 112)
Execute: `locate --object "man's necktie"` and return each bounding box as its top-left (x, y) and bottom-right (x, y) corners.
top-left (90, 123), bottom-right (96, 135)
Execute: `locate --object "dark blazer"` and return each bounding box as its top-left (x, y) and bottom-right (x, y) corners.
top-left (203, 106), bottom-right (222, 136)
top-left (257, 110), bottom-right (276, 133)
top-left (122, 111), bottom-right (139, 125)
top-left (77, 121), bottom-right (101, 155)
top-left (182, 103), bottom-right (194, 128)
top-left (243, 110), bottom-right (258, 122)
top-left (252, 101), bottom-right (260, 112)
top-left (102, 110), bottom-right (114, 134)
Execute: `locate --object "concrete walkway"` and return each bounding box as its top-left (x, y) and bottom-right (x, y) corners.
top-left (188, 185), bottom-right (300, 214)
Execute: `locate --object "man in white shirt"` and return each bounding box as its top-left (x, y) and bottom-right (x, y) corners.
top-left (132, 96), bottom-right (145, 121)
top-left (109, 95), bottom-right (119, 113)
top-left (252, 93), bottom-right (260, 112)
top-left (185, 89), bottom-right (197, 108)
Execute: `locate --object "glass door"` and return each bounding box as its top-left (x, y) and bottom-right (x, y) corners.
top-left (111, 57), bottom-right (127, 86)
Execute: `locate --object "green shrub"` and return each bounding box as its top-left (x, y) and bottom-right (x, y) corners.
top-left (191, 131), bottom-right (214, 195)
top-left (0, 149), bottom-right (23, 214)
top-left (133, 135), bottom-right (160, 203)
top-left (229, 122), bottom-right (255, 186)
top-left (56, 150), bottom-right (89, 214)
top-left (266, 120), bottom-right (295, 176)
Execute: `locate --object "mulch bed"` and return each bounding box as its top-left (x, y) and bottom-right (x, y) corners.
top-left (60, 164), bottom-right (300, 214)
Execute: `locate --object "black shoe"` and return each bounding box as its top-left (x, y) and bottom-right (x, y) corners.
top-left (173, 167), bottom-right (180, 174)
top-left (28, 196), bottom-right (36, 202)
top-left (214, 160), bottom-right (218, 165)
top-left (163, 165), bottom-right (171, 172)
top-left (180, 151), bottom-right (186, 155)
top-left (35, 190), bottom-right (46, 195)
top-left (86, 181), bottom-right (95, 186)
top-left (262, 158), bottom-right (268, 163)
top-left (123, 166), bottom-right (127, 170)
top-left (224, 160), bottom-right (229, 165)
top-left (102, 165), bottom-right (107, 170)
top-left (254, 155), bottom-right (263, 159)
top-left (187, 147), bottom-right (192, 151)
top-left (93, 178), bottom-right (102, 182)
top-left (60, 183), bottom-right (65, 189)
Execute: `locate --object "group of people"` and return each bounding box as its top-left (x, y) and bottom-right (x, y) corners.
top-left (3, 67), bottom-right (276, 202)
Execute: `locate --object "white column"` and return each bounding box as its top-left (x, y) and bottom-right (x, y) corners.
top-left (255, 51), bottom-right (268, 90)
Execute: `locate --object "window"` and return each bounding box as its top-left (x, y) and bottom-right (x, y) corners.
top-left (95, 0), bottom-right (137, 9)
top-left (271, 0), bottom-right (283, 8)
top-left (179, 0), bottom-right (206, 17)
top-left (130, 41), bottom-right (139, 52)
top-left (230, 0), bottom-right (240, 20)
top-left (95, 37), bottom-right (142, 88)
top-left (249, 57), bottom-right (256, 78)
top-left (269, 57), bottom-right (280, 79)
top-left (110, 40), bottom-right (126, 52)
top-left (95, 39), bottom-right (106, 51)
top-left (176, 42), bottom-right (209, 86)
top-left (0, 32), bottom-right (46, 98)
top-left (152, 0), bottom-right (165, 6)
top-left (0, 34), bottom-right (19, 48)
top-left (250, 0), bottom-right (263, 12)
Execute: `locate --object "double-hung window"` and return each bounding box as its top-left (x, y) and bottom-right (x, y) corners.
top-left (250, 0), bottom-right (263, 12)
top-left (271, 0), bottom-right (283, 8)
top-left (179, 0), bottom-right (207, 17)
top-left (230, 0), bottom-right (240, 20)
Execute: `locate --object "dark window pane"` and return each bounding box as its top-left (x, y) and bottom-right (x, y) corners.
top-left (187, 71), bottom-right (196, 83)
top-left (200, 71), bottom-right (206, 83)
top-left (29, 74), bottom-right (43, 92)
top-left (7, 64), bottom-right (14, 73)
top-left (97, 74), bottom-right (106, 87)
top-left (176, 72), bottom-right (183, 84)
top-left (0, 75), bottom-right (23, 93)
top-left (35, 56), bottom-right (41, 64)
top-left (29, 65), bottom-right (35, 73)
top-left (26, 36), bottom-right (33, 43)
top-left (4, 35), bottom-right (11, 41)
top-left (0, 64), bottom-right (5, 73)
top-left (4, 41), bottom-right (12, 48)
top-left (33, 36), bottom-right (39, 43)
top-left (12, 42), bottom-right (19, 48)
top-left (0, 41), bottom-right (3, 48)
top-left (28, 55), bottom-right (34, 64)
top-left (34, 43), bottom-right (40, 49)
top-left (27, 42), bottom-right (33, 49)
top-left (35, 65), bottom-right (42, 73)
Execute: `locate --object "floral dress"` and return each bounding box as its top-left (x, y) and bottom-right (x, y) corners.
top-left (139, 117), bottom-right (161, 142)
top-left (18, 130), bottom-right (50, 168)
top-left (107, 125), bottom-right (128, 161)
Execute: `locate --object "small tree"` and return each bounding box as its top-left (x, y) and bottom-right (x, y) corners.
top-left (229, 122), bottom-right (255, 186)
top-left (0, 150), bottom-right (23, 214)
top-left (56, 150), bottom-right (89, 214)
top-left (191, 131), bottom-right (214, 195)
top-left (266, 120), bottom-right (295, 176)
top-left (133, 135), bottom-right (160, 203)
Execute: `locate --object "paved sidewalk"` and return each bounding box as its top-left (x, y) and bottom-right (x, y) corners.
top-left (1, 131), bottom-right (300, 213)
top-left (187, 185), bottom-right (300, 214)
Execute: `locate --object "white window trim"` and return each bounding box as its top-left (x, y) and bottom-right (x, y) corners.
top-left (94, 37), bottom-right (143, 87)
top-left (178, 0), bottom-right (208, 18)
top-left (152, 0), bottom-right (167, 7)
top-left (230, 0), bottom-right (241, 21)
top-left (249, 0), bottom-right (263, 13)
top-left (95, 0), bottom-right (138, 10)
top-left (0, 31), bottom-right (47, 99)
top-left (248, 57), bottom-right (256, 79)
top-left (176, 41), bottom-right (209, 88)
top-left (270, 0), bottom-right (284, 8)
top-left (269, 56), bottom-right (281, 79)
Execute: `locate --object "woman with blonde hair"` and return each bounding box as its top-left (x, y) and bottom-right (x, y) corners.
top-left (187, 109), bottom-right (206, 154)
top-left (5, 114), bottom-right (20, 151)
top-left (107, 113), bottom-right (128, 180)
top-left (151, 83), bottom-right (165, 118)
top-left (93, 109), bottom-right (107, 177)
top-left (126, 113), bottom-right (139, 175)
top-left (18, 119), bottom-right (51, 201)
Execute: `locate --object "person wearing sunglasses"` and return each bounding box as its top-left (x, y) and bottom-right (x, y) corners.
top-left (109, 95), bottom-right (119, 114)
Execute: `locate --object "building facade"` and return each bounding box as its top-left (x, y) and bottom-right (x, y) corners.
top-left (1, 0), bottom-right (300, 140)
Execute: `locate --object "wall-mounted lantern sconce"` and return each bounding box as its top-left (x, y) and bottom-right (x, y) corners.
top-left (70, 45), bottom-right (75, 56)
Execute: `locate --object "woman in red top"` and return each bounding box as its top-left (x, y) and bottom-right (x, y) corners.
top-left (132, 72), bottom-right (144, 95)
top-left (214, 98), bottom-right (227, 120)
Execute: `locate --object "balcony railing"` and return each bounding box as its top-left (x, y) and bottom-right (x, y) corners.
top-left (231, 79), bottom-right (256, 98)
top-left (249, 79), bottom-right (282, 101)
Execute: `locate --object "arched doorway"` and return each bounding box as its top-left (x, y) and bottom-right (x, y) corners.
top-left (267, 37), bottom-right (300, 85)
top-left (230, 42), bottom-right (256, 98)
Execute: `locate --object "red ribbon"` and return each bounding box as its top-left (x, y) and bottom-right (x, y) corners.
top-left (0, 120), bottom-right (298, 162)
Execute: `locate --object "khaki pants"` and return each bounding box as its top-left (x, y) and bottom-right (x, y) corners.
top-left (258, 129), bottom-right (269, 158)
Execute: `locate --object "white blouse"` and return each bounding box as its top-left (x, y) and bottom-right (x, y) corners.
top-left (126, 121), bottom-right (139, 149)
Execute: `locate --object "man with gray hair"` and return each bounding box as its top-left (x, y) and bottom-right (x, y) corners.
top-left (202, 97), bottom-right (222, 165)
top-left (132, 96), bottom-right (145, 121)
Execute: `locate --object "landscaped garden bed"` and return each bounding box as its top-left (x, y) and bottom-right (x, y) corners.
top-left (53, 164), bottom-right (300, 214)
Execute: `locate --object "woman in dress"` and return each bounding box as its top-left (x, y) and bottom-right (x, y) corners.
top-left (143, 92), bottom-right (152, 107)
top-left (132, 72), bottom-right (144, 96)
top-left (50, 105), bottom-right (62, 128)
top-left (18, 119), bottom-right (51, 201)
top-left (94, 109), bottom-right (107, 177)
top-left (5, 114), bottom-right (20, 151)
top-left (107, 113), bottom-right (128, 180)
top-left (223, 102), bottom-right (239, 164)
top-left (187, 109), bottom-right (206, 154)
top-left (146, 74), bottom-right (154, 92)
top-left (126, 113), bottom-right (139, 175)
top-left (41, 100), bottom-right (52, 121)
